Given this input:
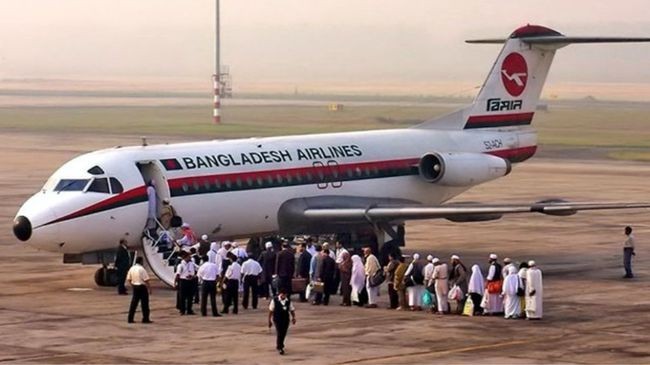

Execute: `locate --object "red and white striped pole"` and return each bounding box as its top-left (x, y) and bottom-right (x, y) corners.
top-left (213, 73), bottom-right (221, 124)
top-left (213, 0), bottom-right (221, 124)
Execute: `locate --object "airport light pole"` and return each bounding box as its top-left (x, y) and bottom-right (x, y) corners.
top-left (212, 0), bottom-right (221, 124)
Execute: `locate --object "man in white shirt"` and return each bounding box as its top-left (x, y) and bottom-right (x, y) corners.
top-left (222, 252), bottom-right (242, 314)
top-left (217, 241), bottom-right (231, 260)
top-left (126, 257), bottom-right (152, 324)
top-left (241, 256), bottom-right (263, 309)
top-left (198, 255), bottom-right (222, 317)
top-left (232, 242), bottom-right (248, 262)
top-left (175, 251), bottom-right (197, 315)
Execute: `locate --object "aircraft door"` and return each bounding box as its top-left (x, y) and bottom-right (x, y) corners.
top-left (136, 161), bottom-right (171, 218)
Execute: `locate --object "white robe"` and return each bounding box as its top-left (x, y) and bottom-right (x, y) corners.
top-left (483, 264), bottom-right (504, 314)
top-left (526, 267), bottom-right (543, 319)
top-left (405, 262), bottom-right (424, 307)
top-left (502, 269), bottom-right (521, 318)
top-left (468, 265), bottom-right (484, 294)
top-left (350, 255), bottom-right (366, 303)
top-left (432, 264), bottom-right (449, 312)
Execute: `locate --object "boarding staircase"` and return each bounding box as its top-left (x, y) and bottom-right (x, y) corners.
top-left (141, 220), bottom-right (177, 287)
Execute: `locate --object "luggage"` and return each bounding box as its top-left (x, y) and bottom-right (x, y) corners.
top-left (369, 270), bottom-right (385, 287)
top-left (487, 280), bottom-right (502, 294)
top-left (462, 296), bottom-right (474, 316)
top-left (448, 285), bottom-right (463, 301)
top-left (292, 278), bottom-right (307, 293)
top-left (311, 281), bottom-right (325, 294)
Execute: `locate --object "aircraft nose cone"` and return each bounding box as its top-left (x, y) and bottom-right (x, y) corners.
top-left (13, 215), bottom-right (32, 241)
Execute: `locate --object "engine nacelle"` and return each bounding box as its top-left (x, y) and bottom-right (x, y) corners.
top-left (418, 152), bottom-right (511, 187)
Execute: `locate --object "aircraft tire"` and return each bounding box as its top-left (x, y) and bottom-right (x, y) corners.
top-left (105, 268), bottom-right (119, 287)
top-left (94, 267), bottom-right (106, 287)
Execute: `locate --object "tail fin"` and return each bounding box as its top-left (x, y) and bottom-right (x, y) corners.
top-left (416, 25), bottom-right (650, 130)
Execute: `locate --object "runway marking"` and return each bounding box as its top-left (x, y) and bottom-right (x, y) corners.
top-left (337, 338), bottom-right (547, 364)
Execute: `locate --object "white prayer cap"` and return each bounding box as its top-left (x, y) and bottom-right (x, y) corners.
top-left (432, 257), bottom-right (440, 264)
top-left (265, 241), bottom-right (273, 249)
top-left (181, 222), bottom-right (190, 228)
top-left (504, 257), bottom-right (512, 263)
top-left (451, 254), bottom-right (460, 260)
top-left (232, 242), bottom-right (239, 248)
top-left (201, 234), bottom-right (208, 241)
top-left (322, 242), bottom-right (330, 248)
top-left (210, 241), bottom-right (219, 250)
top-left (426, 255), bottom-right (433, 262)
top-left (489, 253), bottom-right (498, 260)
top-left (528, 260), bottom-right (536, 267)
top-left (413, 253), bottom-right (420, 260)
top-left (222, 240), bottom-right (231, 247)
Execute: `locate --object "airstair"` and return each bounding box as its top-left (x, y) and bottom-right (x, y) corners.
top-left (141, 222), bottom-right (177, 287)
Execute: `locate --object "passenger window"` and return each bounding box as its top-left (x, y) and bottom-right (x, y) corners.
top-left (109, 178), bottom-right (124, 194)
top-left (87, 178), bottom-right (110, 193)
top-left (54, 179), bottom-right (90, 192)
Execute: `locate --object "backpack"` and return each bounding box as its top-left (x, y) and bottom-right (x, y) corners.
top-left (411, 263), bottom-right (424, 285)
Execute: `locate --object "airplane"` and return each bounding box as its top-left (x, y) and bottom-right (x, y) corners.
top-left (12, 24), bottom-right (650, 287)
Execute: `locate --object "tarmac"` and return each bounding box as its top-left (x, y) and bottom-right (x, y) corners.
top-left (1, 132), bottom-right (650, 364)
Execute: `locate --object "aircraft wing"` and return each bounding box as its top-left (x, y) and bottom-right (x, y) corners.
top-left (301, 200), bottom-right (650, 223)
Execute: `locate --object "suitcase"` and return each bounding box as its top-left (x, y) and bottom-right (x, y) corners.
top-left (292, 278), bottom-right (307, 293)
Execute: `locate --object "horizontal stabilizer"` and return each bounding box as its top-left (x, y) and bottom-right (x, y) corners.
top-left (467, 36), bottom-right (650, 45)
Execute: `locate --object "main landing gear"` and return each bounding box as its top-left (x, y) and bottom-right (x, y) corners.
top-left (94, 265), bottom-right (118, 287)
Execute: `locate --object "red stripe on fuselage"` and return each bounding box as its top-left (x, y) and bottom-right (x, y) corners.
top-left (487, 145), bottom-right (537, 163)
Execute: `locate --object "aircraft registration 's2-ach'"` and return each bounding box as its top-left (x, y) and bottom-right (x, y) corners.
top-left (13, 25), bottom-right (650, 285)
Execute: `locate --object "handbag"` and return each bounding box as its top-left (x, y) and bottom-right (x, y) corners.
top-left (369, 270), bottom-right (385, 287)
top-left (487, 280), bottom-right (502, 294)
top-left (404, 276), bottom-right (415, 287)
top-left (312, 281), bottom-right (325, 294)
top-left (462, 296), bottom-right (474, 316)
top-left (517, 286), bottom-right (526, 297)
top-left (422, 290), bottom-right (433, 307)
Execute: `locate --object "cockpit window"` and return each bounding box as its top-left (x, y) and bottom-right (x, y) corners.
top-left (87, 178), bottom-right (110, 193)
top-left (54, 179), bottom-right (90, 192)
top-left (87, 166), bottom-right (105, 175)
top-left (109, 178), bottom-right (124, 194)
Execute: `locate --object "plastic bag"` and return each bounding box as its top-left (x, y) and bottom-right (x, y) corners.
top-left (462, 296), bottom-right (474, 316)
top-left (422, 290), bottom-right (433, 307)
top-left (448, 285), bottom-right (463, 301)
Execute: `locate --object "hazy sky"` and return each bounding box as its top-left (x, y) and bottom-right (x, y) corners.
top-left (1, 0), bottom-right (650, 92)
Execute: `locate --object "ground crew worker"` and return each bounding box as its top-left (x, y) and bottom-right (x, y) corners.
top-left (197, 255), bottom-right (222, 317)
top-left (241, 255), bottom-right (263, 309)
top-left (115, 238), bottom-right (131, 295)
top-left (268, 287), bottom-right (296, 355)
top-left (175, 251), bottom-right (196, 315)
top-left (222, 252), bottom-right (241, 314)
top-left (126, 256), bottom-right (152, 323)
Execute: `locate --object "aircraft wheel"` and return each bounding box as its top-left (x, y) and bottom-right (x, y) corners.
top-left (94, 267), bottom-right (106, 287)
top-left (105, 268), bottom-right (119, 287)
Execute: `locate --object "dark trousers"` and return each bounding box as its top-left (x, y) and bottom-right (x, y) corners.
top-left (262, 279), bottom-right (276, 298)
top-left (340, 275), bottom-right (351, 305)
top-left (314, 281), bottom-right (331, 305)
top-left (279, 276), bottom-right (291, 295)
top-left (243, 275), bottom-right (259, 309)
top-left (624, 247), bottom-right (634, 277)
top-left (192, 277), bottom-right (200, 303)
top-left (470, 293), bottom-right (483, 315)
top-left (117, 268), bottom-right (128, 294)
top-left (128, 285), bottom-right (149, 322)
top-left (275, 319), bottom-right (290, 350)
top-left (201, 280), bottom-right (218, 316)
top-left (179, 279), bottom-right (194, 314)
top-left (223, 279), bottom-right (239, 314)
top-left (387, 283), bottom-right (399, 309)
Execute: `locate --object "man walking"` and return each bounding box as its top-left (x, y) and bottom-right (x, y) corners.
top-left (268, 287), bottom-right (296, 355)
top-left (623, 226), bottom-right (636, 278)
top-left (197, 255), bottom-right (221, 317)
top-left (276, 243), bottom-right (295, 296)
top-left (126, 257), bottom-right (152, 324)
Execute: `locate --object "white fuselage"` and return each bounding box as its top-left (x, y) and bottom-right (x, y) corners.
top-left (15, 126), bottom-right (536, 254)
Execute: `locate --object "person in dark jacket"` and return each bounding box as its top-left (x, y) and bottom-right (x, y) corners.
top-left (276, 242), bottom-right (295, 295)
top-left (258, 241), bottom-right (277, 298)
top-left (313, 249), bottom-right (336, 305)
top-left (296, 243), bottom-right (312, 302)
top-left (115, 239), bottom-right (131, 295)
